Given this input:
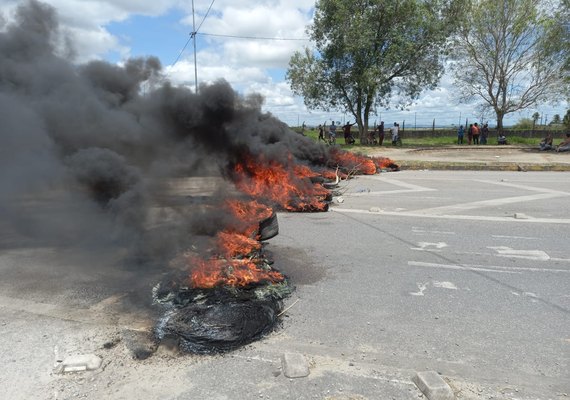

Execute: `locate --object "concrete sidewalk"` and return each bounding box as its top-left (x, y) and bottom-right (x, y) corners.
top-left (365, 145), bottom-right (570, 171)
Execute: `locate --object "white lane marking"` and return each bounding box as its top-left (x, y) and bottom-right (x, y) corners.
top-left (412, 227), bottom-right (455, 235)
top-left (331, 207), bottom-right (570, 224)
top-left (488, 246), bottom-right (550, 261)
top-left (413, 192), bottom-right (563, 215)
top-left (433, 281), bottom-right (458, 290)
top-left (410, 282), bottom-right (428, 296)
top-left (408, 261), bottom-right (570, 273)
top-left (550, 257), bottom-right (570, 262)
top-left (349, 177), bottom-right (436, 196)
top-left (411, 242), bottom-right (448, 251)
top-left (475, 179), bottom-right (570, 195)
top-left (408, 261), bottom-right (518, 273)
top-left (492, 235), bottom-right (538, 240)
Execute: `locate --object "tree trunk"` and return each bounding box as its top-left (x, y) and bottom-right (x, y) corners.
top-left (496, 111), bottom-right (504, 135)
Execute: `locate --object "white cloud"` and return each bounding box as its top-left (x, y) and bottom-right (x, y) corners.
top-left (181, 2), bottom-right (311, 69)
top-left (2, 0), bottom-right (565, 127)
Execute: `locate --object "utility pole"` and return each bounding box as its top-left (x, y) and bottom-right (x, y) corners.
top-left (191, 0), bottom-right (198, 93)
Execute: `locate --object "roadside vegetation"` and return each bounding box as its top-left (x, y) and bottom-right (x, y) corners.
top-left (295, 128), bottom-right (554, 147)
top-left (287, 0), bottom-right (569, 138)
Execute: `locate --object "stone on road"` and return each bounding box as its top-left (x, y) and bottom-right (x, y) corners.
top-left (281, 352), bottom-right (310, 378)
top-left (412, 371), bottom-right (455, 400)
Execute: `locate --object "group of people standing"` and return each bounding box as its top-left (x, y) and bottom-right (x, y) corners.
top-left (457, 122), bottom-right (490, 145)
top-left (318, 120), bottom-right (401, 146)
top-left (318, 121), bottom-right (356, 145)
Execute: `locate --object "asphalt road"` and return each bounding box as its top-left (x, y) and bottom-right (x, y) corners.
top-left (1, 170), bottom-right (568, 399)
top-left (271, 170), bottom-right (570, 398)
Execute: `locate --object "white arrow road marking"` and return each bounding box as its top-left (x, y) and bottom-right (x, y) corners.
top-left (410, 282), bottom-right (428, 296)
top-left (412, 227), bottom-right (455, 235)
top-left (487, 246), bottom-right (550, 261)
top-left (411, 242), bottom-right (448, 251)
top-left (410, 281), bottom-right (459, 296)
top-left (433, 281), bottom-right (458, 290)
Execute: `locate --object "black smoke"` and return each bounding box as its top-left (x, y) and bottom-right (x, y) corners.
top-left (0, 1), bottom-right (328, 262)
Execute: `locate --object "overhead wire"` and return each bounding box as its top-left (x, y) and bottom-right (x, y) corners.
top-left (196, 32), bottom-right (309, 41)
top-left (172, 0), bottom-right (216, 67)
top-left (172, 0), bottom-right (310, 66)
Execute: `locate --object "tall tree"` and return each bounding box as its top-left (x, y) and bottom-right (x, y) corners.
top-left (452, 0), bottom-right (568, 133)
top-left (286, 0), bottom-right (461, 142)
top-left (563, 109), bottom-right (570, 129)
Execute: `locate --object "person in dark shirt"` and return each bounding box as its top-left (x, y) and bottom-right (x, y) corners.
top-left (342, 121), bottom-right (356, 144)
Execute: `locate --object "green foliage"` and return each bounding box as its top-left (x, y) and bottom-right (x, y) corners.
top-left (452, 0), bottom-right (566, 131)
top-left (513, 118), bottom-right (534, 130)
top-left (287, 0), bottom-right (462, 140)
top-left (564, 110), bottom-right (570, 129)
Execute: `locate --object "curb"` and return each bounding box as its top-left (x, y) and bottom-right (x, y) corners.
top-left (397, 160), bottom-right (570, 171)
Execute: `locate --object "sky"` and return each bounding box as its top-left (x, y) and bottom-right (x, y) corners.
top-left (1, 0), bottom-right (567, 128)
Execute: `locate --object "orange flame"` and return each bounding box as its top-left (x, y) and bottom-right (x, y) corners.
top-left (225, 199), bottom-right (273, 238)
top-left (232, 153), bottom-right (330, 211)
top-left (190, 257), bottom-right (284, 289)
top-left (188, 199), bottom-right (284, 289)
top-left (370, 156), bottom-right (399, 171)
top-left (329, 148), bottom-right (378, 175)
top-left (216, 231), bottom-right (261, 258)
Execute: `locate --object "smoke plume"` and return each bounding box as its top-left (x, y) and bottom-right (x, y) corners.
top-left (0, 1), bottom-right (328, 262)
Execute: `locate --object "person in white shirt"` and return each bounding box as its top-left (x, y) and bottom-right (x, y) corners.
top-left (391, 122), bottom-right (399, 145)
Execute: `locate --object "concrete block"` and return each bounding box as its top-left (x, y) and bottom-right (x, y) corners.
top-left (412, 371), bottom-right (455, 400)
top-left (281, 353), bottom-right (310, 378)
top-left (56, 354), bottom-right (102, 373)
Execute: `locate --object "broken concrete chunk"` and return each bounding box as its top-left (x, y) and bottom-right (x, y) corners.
top-left (281, 353), bottom-right (310, 378)
top-left (412, 371), bottom-right (455, 400)
top-left (56, 354), bottom-right (102, 373)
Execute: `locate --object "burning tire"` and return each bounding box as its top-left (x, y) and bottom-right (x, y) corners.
top-left (258, 212), bottom-right (278, 240)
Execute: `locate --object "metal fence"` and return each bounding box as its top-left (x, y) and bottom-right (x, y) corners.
top-left (397, 128), bottom-right (567, 139)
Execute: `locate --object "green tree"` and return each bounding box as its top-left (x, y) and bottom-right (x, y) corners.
top-left (532, 112), bottom-right (540, 124)
top-left (286, 0), bottom-right (461, 142)
top-left (563, 110), bottom-right (570, 129)
top-left (452, 0), bottom-right (568, 134)
top-left (546, 0), bottom-right (570, 100)
top-left (513, 118), bottom-right (533, 130)
top-left (551, 114), bottom-right (561, 125)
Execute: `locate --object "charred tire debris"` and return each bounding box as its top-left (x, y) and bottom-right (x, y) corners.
top-left (152, 212), bottom-right (293, 354)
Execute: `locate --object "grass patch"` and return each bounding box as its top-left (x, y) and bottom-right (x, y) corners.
top-left (297, 129), bottom-right (544, 147)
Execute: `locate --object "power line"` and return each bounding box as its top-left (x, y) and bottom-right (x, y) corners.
top-left (195, 0), bottom-right (216, 34)
top-left (171, 0), bottom-right (215, 68)
top-left (172, 36), bottom-right (192, 66)
top-left (197, 32), bottom-right (310, 41)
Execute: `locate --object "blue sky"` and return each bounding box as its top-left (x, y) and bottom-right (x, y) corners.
top-left (1, 0), bottom-right (567, 128)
